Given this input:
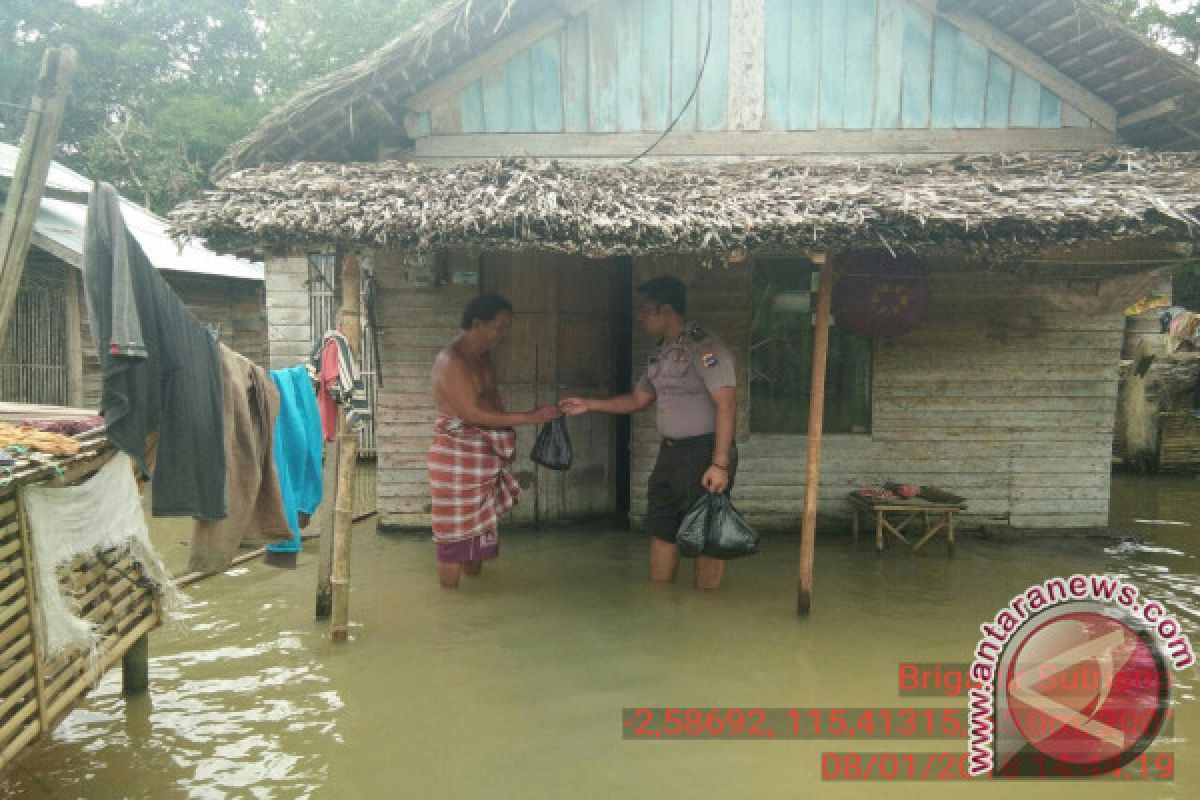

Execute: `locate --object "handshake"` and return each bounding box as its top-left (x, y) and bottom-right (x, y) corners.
top-left (525, 397), bottom-right (593, 426)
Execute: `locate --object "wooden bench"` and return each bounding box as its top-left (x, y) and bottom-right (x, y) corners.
top-left (848, 493), bottom-right (966, 555)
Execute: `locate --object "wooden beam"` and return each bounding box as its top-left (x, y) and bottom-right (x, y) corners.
top-left (330, 249), bottom-right (362, 643)
top-left (1118, 98), bottom-right (1179, 130)
top-left (917, 1), bottom-right (1118, 131)
top-left (798, 253), bottom-right (833, 618)
top-left (0, 46), bottom-right (77, 335)
top-left (411, 128), bottom-right (1119, 160)
top-left (64, 266), bottom-right (83, 407)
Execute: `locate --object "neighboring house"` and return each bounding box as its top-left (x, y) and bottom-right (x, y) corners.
top-left (174, 0), bottom-right (1200, 531)
top-left (0, 142), bottom-right (265, 409)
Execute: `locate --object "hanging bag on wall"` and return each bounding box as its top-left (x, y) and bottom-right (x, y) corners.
top-left (530, 417), bottom-right (573, 471)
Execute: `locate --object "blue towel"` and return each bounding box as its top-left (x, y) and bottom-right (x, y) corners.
top-left (267, 366), bottom-right (324, 553)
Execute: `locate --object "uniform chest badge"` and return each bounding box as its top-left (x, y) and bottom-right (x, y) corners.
top-left (702, 352), bottom-right (718, 367)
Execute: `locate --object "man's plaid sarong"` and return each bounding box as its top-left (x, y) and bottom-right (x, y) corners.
top-left (427, 414), bottom-right (520, 546)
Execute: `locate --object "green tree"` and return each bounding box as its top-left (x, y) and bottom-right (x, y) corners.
top-left (1096, 1), bottom-right (1200, 63)
top-left (1, 0), bottom-right (431, 213)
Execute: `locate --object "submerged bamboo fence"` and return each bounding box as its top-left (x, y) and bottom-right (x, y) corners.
top-left (0, 428), bottom-right (161, 771)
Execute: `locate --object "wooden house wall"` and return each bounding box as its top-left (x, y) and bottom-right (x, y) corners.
top-left (628, 257), bottom-right (1124, 530)
top-left (372, 250), bottom-right (1123, 531)
top-left (408, 0), bottom-right (1102, 147)
top-left (373, 249), bottom-right (479, 527)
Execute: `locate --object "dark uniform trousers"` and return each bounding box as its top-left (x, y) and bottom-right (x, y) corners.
top-left (645, 433), bottom-right (738, 543)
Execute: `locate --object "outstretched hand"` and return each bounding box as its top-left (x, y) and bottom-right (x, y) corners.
top-left (529, 404), bottom-right (562, 425)
top-left (559, 397), bottom-right (591, 416)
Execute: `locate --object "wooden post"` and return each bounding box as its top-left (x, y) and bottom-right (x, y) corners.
top-left (313, 442), bottom-right (337, 619)
top-left (797, 253), bottom-right (834, 617)
top-left (330, 250), bottom-right (362, 641)
top-left (121, 633), bottom-right (149, 695)
top-left (0, 46), bottom-right (77, 334)
top-left (330, 433), bottom-right (358, 642)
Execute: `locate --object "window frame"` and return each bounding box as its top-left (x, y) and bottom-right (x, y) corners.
top-left (747, 255), bottom-right (874, 437)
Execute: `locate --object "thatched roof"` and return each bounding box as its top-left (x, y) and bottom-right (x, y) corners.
top-left (213, 0), bottom-right (1200, 176)
top-left (171, 149), bottom-right (1200, 258)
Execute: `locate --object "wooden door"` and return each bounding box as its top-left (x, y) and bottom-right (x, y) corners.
top-left (483, 252), bottom-right (623, 524)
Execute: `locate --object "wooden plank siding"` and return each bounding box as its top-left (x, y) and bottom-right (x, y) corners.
top-left (626, 257), bottom-right (1124, 531)
top-left (423, 0), bottom-right (1099, 139)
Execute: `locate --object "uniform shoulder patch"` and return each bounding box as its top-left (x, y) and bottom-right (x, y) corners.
top-left (701, 351), bottom-right (719, 367)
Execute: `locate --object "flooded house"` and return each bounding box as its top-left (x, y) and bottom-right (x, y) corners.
top-left (0, 142), bottom-right (266, 408)
top-left (172, 0), bottom-right (1200, 534)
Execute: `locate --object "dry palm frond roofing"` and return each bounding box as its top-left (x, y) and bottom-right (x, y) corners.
top-left (170, 149), bottom-right (1200, 258)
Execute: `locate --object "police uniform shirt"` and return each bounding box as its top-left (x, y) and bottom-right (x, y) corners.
top-left (635, 323), bottom-right (736, 439)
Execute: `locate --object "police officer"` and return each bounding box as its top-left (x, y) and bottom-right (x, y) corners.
top-left (560, 276), bottom-right (737, 590)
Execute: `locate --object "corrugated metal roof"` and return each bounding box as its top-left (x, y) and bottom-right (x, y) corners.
top-left (0, 142), bottom-right (263, 281)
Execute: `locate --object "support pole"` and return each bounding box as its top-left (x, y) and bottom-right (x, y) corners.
top-left (330, 250), bottom-right (362, 641)
top-left (121, 633), bottom-right (150, 696)
top-left (0, 46), bottom-right (77, 334)
top-left (798, 253), bottom-right (834, 617)
top-left (314, 442), bottom-right (337, 619)
top-left (330, 432), bottom-right (358, 641)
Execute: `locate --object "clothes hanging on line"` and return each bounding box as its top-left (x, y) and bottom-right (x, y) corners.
top-left (83, 182), bottom-right (226, 521)
top-left (309, 330), bottom-right (370, 441)
top-left (266, 366), bottom-right (324, 555)
top-left (189, 344), bottom-right (292, 574)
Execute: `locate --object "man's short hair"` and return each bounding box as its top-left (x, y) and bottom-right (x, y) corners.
top-left (637, 275), bottom-right (687, 316)
top-left (461, 292), bottom-right (514, 330)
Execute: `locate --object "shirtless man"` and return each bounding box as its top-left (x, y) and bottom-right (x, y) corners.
top-left (428, 293), bottom-right (559, 588)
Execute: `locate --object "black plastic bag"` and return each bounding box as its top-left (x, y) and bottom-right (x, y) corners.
top-left (677, 492), bottom-right (759, 560)
top-left (530, 417), bottom-right (573, 471)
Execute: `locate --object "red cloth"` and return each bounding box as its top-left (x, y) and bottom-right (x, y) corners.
top-left (317, 337), bottom-right (340, 442)
top-left (427, 414), bottom-right (520, 545)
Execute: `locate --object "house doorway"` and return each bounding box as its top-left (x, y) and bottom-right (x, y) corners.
top-left (481, 252), bottom-right (632, 525)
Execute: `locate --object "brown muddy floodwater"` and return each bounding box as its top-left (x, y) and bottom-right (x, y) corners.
top-left (1, 476), bottom-right (1198, 799)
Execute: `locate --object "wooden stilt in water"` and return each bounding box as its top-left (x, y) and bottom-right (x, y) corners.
top-left (0, 46), bottom-right (77, 334)
top-left (798, 253), bottom-right (834, 617)
top-left (330, 433), bottom-right (358, 641)
top-left (314, 442), bottom-right (337, 619)
top-left (121, 633), bottom-right (149, 695)
top-left (329, 250), bottom-right (362, 642)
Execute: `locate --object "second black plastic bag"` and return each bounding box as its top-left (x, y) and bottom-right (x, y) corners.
top-left (676, 492), bottom-right (759, 560)
top-left (530, 417), bottom-right (573, 471)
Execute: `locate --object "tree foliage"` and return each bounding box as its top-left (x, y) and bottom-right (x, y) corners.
top-left (0, 1), bottom-right (1195, 214)
top-left (1, 0), bottom-right (431, 213)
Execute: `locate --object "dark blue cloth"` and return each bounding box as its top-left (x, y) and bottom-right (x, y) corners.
top-left (267, 367), bottom-right (323, 553)
top-left (84, 182), bottom-right (225, 520)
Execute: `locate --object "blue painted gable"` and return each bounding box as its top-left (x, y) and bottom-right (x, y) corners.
top-left (415, 0), bottom-right (1098, 136)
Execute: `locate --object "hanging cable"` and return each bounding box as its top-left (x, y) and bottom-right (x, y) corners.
top-left (629, 0), bottom-right (714, 165)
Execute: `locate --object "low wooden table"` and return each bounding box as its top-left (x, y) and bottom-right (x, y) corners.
top-left (848, 493), bottom-right (966, 555)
